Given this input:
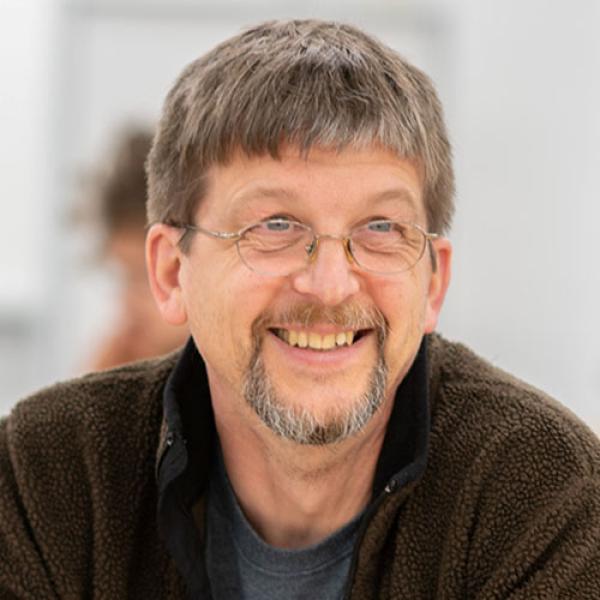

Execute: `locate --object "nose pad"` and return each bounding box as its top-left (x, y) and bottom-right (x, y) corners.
top-left (305, 238), bottom-right (318, 260)
top-left (306, 236), bottom-right (355, 264)
top-left (342, 238), bottom-right (354, 265)
top-left (291, 236), bottom-right (360, 305)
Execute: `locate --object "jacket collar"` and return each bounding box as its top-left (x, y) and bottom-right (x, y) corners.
top-left (372, 336), bottom-right (430, 496)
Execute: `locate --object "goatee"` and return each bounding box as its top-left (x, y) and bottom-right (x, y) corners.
top-left (243, 303), bottom-right (389, 445)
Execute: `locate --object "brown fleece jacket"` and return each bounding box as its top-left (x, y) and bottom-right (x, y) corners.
top-left (0, 335), bottom-right (599, 599)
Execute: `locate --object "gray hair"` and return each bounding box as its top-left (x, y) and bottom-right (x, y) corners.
top-left (147, 19), bottom-right (454, 238)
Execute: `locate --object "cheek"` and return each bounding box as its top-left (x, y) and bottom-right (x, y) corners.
top-left (179, 261), bottom-right (232, 356)
top-left (187, 286), bottom-right (252, 388)
top-left (370, 272), bottom-right (429, 333)
top-left (384, 288), bottom-right (425, 350)
top-left (179, 258), bottom-right (276, 374)
top-left (369, 274), bottom-right (429, 380)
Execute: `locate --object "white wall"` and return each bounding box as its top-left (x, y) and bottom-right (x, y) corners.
top-left (440, 0), bottom-right (600, 433)
top-left (0, 0), bottom-right (598, 434)
top-left (0, 1), bottom-right (60, 402)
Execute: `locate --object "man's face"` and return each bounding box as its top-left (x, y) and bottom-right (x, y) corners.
top-left (152, 145), bottom-right (450, 444)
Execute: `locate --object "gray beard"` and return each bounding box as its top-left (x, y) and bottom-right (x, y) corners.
top-left (242, 334), bottom-right (388, 445)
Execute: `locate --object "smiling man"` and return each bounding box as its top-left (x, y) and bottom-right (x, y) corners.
top-left (2, 19), bottom-right (600, 600)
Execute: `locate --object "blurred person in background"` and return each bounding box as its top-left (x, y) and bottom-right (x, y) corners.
top-left (84, 128), bottom-right (188, 369)
top-left (1, 19), bottom-right (599, 599)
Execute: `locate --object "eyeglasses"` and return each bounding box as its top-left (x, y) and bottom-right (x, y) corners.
top-left (176, 218), bottom-right (439, 277)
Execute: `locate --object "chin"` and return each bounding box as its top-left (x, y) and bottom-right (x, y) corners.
top-left (243, 350), bottom-right (388, 446)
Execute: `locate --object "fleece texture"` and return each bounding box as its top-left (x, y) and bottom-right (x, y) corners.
top-left (0, 335), bottom-right (599, 599)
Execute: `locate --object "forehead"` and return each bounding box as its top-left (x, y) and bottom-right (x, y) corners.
top-left (196, 145), bottom-right (425, 224)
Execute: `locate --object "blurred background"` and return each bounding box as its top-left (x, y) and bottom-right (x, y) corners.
top-left (1, 0), bottom-right (599, 434)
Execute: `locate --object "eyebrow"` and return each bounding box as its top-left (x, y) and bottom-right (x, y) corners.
top-left (227, 185), bottom-right (419, 218)
top-left (365, 188), bottom-right (419, 211)
top-left (229, 185), bottom-right (300, 209)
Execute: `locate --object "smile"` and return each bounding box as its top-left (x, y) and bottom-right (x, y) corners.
top-left (271, 328), bottom-right (367, 350)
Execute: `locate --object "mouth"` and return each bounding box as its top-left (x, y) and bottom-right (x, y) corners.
top-left (269, 327), bottom-right (370, 351)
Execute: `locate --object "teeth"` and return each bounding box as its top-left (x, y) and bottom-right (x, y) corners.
top-left (297, 331), bottom-right (308, 348)
top-left (276, 328), bottom-right (358, 350)
top-left (322, 334), bottom-right (336, 350)
top-left (308, 332), bottom-right (322, 350)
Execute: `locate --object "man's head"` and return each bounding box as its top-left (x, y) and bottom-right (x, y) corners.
top-left (146, 20), bottom-right (453, 446)
top-left (92, 127), bottom-right (152, 282)
top-left (84, 128), bottom-right (189, 370)
top-left (146, 19), bottom-right (454, 238)
top-left (97, 128), bottom-right (152, 237)
top-left (85, 127), bottom-right (152, 303)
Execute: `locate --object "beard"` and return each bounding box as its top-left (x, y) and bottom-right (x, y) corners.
top-left (242, 303), bottom-right (389, 445)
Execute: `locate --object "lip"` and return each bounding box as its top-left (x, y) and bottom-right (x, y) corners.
top-left (265, 327), bottom-right (374, 368)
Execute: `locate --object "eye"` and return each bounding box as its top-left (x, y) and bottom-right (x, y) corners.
top-left (242, 218), bottom-right (310, 254)
top-left (264, 218), bottom-right (293, 231)
top-left (351, 220), bottom-right (410, 252)
top-left (367, 220), bottom-right (394, 233)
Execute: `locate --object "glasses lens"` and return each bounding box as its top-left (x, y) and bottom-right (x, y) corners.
top-left (237, 219), bottom-right (313, 276)
top-left (349, 221), bottom-right (426, 274)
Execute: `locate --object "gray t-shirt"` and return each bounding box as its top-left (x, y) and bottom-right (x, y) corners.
top-left (205, 452), bottom-right (363, 600)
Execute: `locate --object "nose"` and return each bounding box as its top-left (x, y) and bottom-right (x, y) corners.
top-left (290, 236), bottom-right (360, 305)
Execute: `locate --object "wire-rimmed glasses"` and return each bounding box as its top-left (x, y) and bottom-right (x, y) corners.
top-left (175, 218), bottom-right (439, 276)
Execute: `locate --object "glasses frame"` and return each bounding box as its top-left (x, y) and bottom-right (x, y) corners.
top-left (175, 218), bottom-right (439, 276)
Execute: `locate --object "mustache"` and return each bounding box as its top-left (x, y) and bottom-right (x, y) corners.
top-left (252, 302), bottom-right (388, 336)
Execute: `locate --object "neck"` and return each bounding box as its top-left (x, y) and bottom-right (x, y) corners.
top-left (213, 397), bottom-right (393, 549)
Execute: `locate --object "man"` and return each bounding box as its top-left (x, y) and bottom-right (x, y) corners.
top-left (82, 128), bottom-right (188, 370)
top-left (1, 19), bottom-right (599, 599)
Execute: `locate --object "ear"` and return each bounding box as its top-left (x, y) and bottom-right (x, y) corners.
top-left (145, 224), bottom-right (188, 325)
top-left (424, 237), bottom-right (452, 333)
